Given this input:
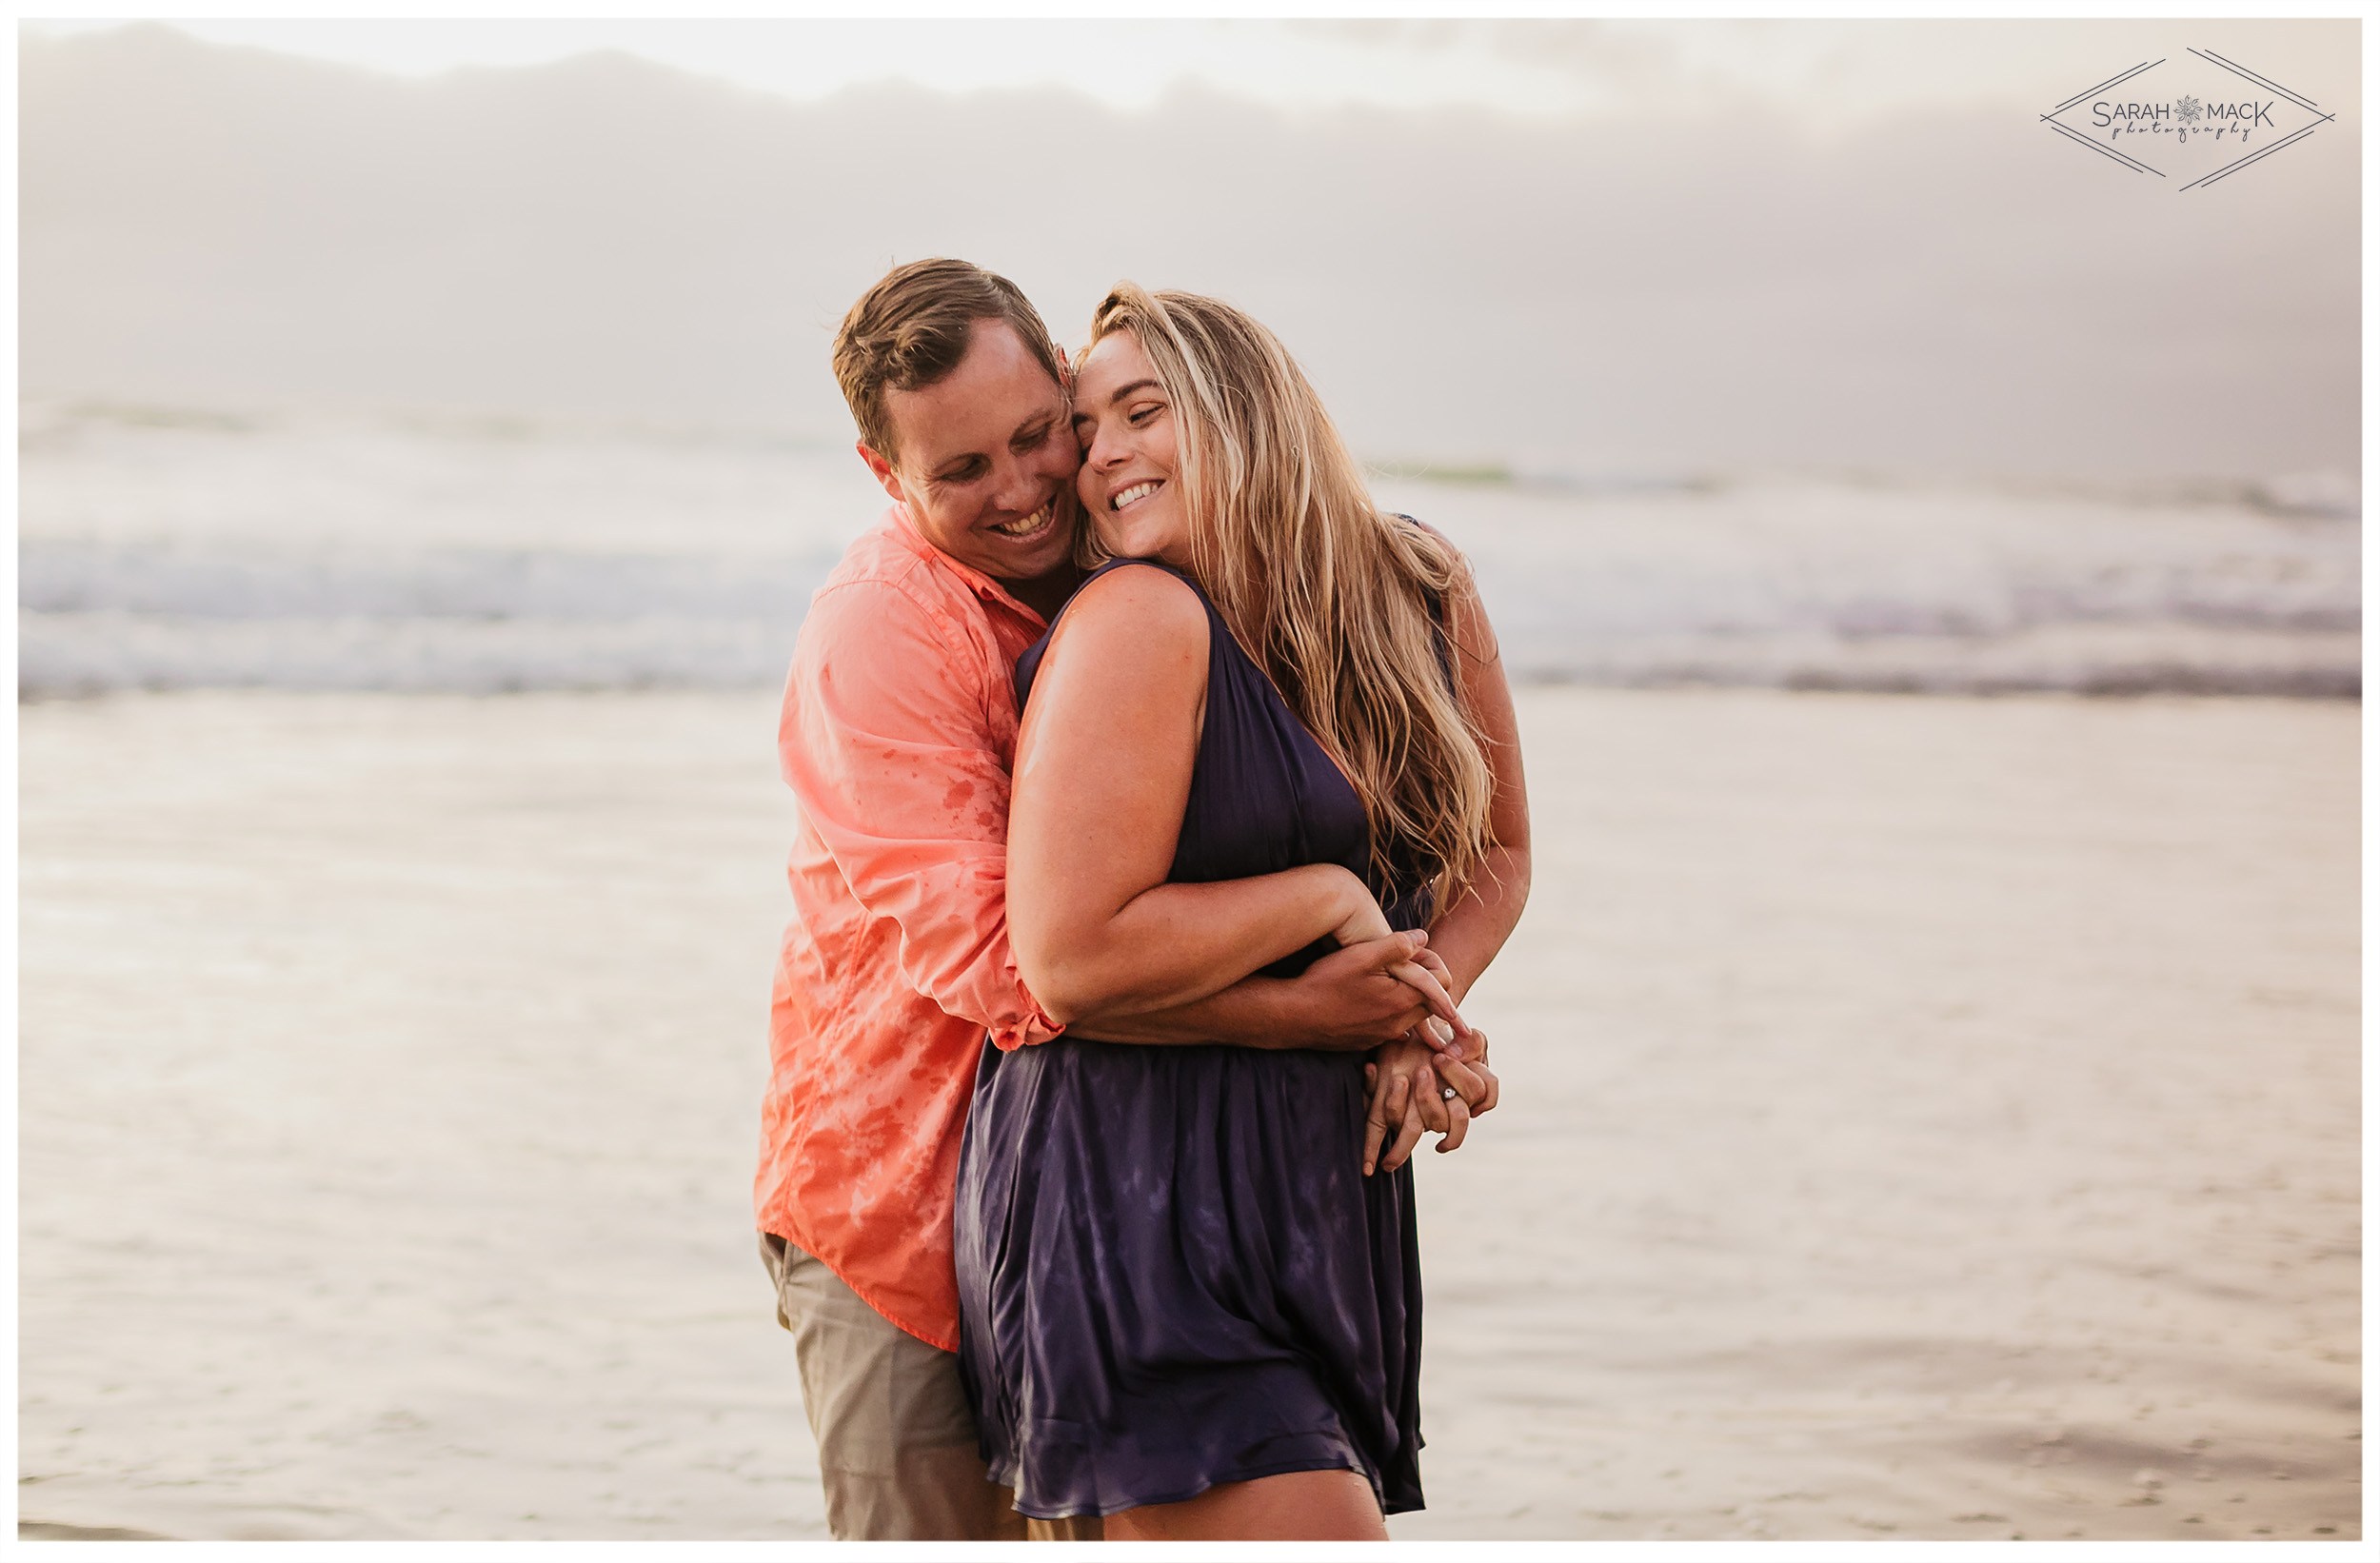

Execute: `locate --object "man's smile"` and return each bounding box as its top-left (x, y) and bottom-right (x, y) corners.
top-left (985, 500), bottom-right (1057, 540)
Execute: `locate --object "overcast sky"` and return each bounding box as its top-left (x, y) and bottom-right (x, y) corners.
top-left (18, 18), bottom-right (2363, 485)
top-left (23, 14), bottom-right (2353, 125)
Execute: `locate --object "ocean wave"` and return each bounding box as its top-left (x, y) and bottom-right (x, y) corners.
top-left (20, 610), bottom-right (2355, 700)
top-left (16, 524), bottom-right (2360, 698)
top-left (18, 402), bottom-right (2359, 698)
top-left (17, 612), bottom-right (797, 697)
top-left (19, 541), bottom-right (829, 623)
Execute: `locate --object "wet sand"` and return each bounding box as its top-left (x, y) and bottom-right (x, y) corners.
top-left (15, 686), bottom-right (2360, 1540)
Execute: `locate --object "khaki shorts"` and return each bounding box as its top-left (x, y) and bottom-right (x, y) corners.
top-left (760, 1232), bottom-right (1100, 1541)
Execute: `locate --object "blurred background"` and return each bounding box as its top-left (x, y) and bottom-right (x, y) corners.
top-left (16, 15), bottom-right (2363, 1545)
top-left (17, 15), bottom-right (2360, 697)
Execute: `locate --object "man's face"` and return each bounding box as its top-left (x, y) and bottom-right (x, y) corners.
top-left (860, 319), bottom-right (1081, 588)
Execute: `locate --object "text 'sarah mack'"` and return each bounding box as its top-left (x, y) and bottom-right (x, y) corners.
top-left (2092, 97), bottom-right (2276, 134)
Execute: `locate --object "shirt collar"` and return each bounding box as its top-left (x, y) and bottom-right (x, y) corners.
top-left (884, 503), bottom-right (1054, 627)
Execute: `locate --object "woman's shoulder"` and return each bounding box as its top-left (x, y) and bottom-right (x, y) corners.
top-left (1387, 511), bottom-right (1470, 573)
top-left (1021, 558), bottom-right (1212, 704)
top-left (1064, 556), bottom-right (1210, 631)
top-left (1384, 513), bottom-right (1498, 668)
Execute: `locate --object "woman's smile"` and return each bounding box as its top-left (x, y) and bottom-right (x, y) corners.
top-left (1072, 330), bottom-right (1190, 562)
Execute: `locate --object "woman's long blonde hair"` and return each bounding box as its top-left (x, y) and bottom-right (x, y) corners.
top-left (1081, 283), bottom-right (1495, 902)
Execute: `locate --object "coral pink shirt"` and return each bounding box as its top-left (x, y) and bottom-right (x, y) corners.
top-left (755, 505), bottom-right (1064, 1352)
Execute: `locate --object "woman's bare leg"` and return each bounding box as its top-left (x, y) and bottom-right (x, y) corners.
top-left (1103, 1468), bottom-right (1387, 1540)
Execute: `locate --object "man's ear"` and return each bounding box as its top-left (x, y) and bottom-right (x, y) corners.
top-left (1053, 344), bottom-right (1074, 397)
top-left (856, 439), bottom-right (906, 505)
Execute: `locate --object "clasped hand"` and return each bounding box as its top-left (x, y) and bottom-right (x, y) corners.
top-left (1362, 1011), bottom-right (1497, 1177)
top-left (1321, 928), bottom-right (1498, 1177)
top-left (1309, 878), bottom-right (1499, 1176)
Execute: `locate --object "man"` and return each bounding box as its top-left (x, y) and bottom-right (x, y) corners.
top-left (755, 258), bottom-right (1482, 1540)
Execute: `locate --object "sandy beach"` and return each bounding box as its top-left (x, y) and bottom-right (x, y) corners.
top-left (15, 685), bottom-right (2360, 1541)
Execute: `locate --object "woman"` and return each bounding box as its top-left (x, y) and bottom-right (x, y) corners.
top-left (954, 286), bottom-right (1531, 1540)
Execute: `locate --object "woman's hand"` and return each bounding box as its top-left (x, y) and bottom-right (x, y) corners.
top-left (1428, 1030), bottom-right (1498, 1118)
top-left (1361, 1030), bottom-right (1498, 1175)
top-left (1322, 867), bottom-right (1395, 946)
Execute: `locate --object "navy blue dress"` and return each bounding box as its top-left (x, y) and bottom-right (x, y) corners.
top-left (954, 557), bottom-right (1432, 1520)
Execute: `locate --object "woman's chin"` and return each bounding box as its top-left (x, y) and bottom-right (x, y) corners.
top-left (1096, 514), bottom-right (1185, 562)
top-left (1094, 521), bottom-right (1149, 559)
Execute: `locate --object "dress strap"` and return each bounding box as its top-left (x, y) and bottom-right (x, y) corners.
top-left (1389, 514), bottom-right (1458, 692)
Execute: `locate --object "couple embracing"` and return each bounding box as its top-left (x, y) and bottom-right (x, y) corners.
top-left (754, 259), bottom-right (1531, 1541)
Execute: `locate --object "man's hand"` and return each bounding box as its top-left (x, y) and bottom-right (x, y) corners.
top-left (1420, 1014), bottom-right (1495, 1076)
top-left (1264, 930), bottom-right (1448, 1052)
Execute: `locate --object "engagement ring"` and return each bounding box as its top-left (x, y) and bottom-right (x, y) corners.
top-left (1440, 1086), bottom-right (1458, 1100)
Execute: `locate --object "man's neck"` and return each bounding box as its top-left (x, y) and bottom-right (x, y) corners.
top-left (1000, 563), bottom-right (1085, 623)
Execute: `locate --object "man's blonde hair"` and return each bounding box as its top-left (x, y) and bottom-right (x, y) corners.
top-left (1082, 283), bottom-right (1496, 903)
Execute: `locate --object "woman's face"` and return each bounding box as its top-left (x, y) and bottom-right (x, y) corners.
top-left (1071, 330), bottom-right (1191, 565)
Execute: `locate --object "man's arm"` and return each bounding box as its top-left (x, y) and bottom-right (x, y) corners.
top-left (782, 578), bottom-right (1067, 1049)
top-left (1068, 930), bottom-right (1442, 1050)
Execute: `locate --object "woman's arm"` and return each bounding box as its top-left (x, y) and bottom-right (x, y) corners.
top-left (1359, 552), bottom-right (1530, 1170)
top-left (1425, 555), bottom-right (1533, 998)
top-left (1008, 564), bottom-right (1432, 1026)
